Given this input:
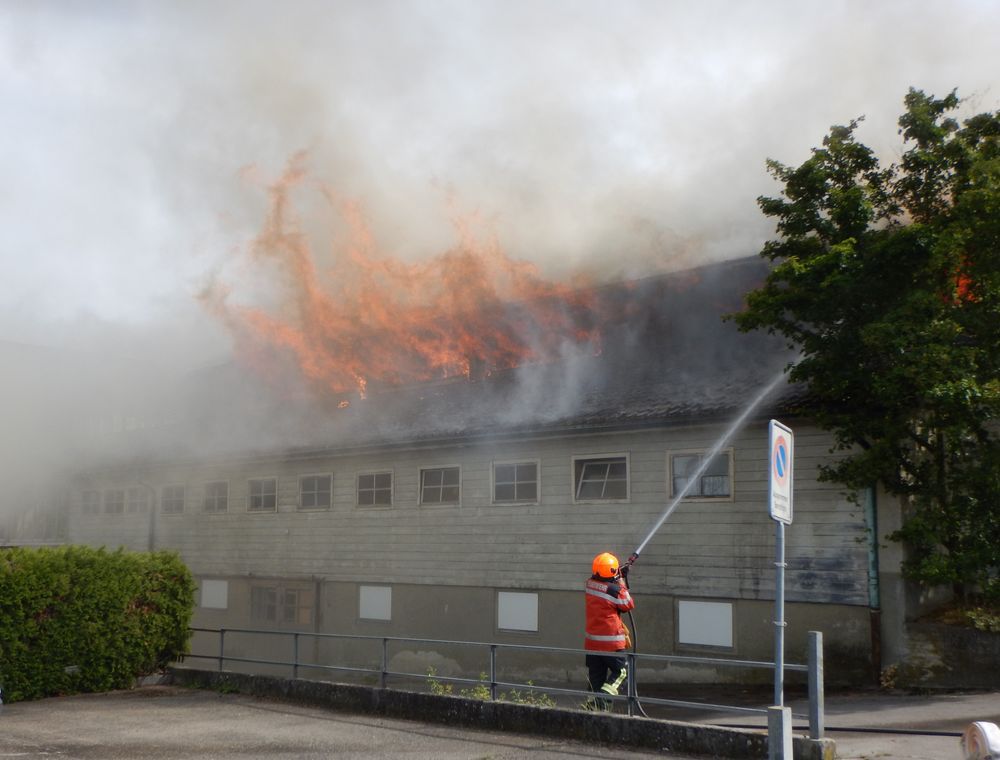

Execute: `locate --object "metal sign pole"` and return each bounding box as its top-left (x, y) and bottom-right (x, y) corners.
top-left (767, 420), bottom-right (794, 760)
top-left (774, 520), bottom-right (786, 707)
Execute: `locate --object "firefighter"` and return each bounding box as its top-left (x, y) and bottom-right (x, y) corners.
top-left (582, 551), bottom-right (634, 711)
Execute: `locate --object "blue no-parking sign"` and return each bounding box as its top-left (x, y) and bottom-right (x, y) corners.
top-left (768, 420), bottom-right (793, 524)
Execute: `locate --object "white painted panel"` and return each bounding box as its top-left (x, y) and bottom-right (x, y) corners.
top-left (678, 600), bottom-right (733, 647)
top-left (200, 579), bottom-right (228, 609)
top-left (359, 585), bottom-right (392, 621)
top-left (498, 591), bottom-right (538, 632)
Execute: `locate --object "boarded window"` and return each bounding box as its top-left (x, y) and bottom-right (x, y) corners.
top-left (161, 485), bottom-right (185, 514)
top-left (493, 461), bottom-right (538, 503)
top-left (200, 579), bottom-right (228, 609)
top-left (359, 585), bottom-right (392, 621)
top-left (498, 591), bottom-right (538, 632)
top-left (574, 456), bottom-right (628, 501)
top-left (678, 600), bottom-right (733, 648)
top-left (671, 451), bottom-right (731, 498)
top-left (420, 466), bottom-right (460, 505)
top-left (248, 478), bottom-right (277, 512)
top-left (299, 475), bottom-right (332, 510)
top-left (358, 472), bottom-right (392, 507)
top-left (203, 481), bottom-right (229, 513)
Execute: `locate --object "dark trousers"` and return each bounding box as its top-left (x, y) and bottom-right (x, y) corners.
top-left (586, 652), bottom-right (627, 705)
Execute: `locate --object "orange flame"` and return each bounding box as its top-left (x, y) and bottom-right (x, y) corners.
top-left (202, 158), bottom-right (606, 399)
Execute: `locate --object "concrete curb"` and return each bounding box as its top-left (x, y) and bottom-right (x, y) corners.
top-left (168, 667), bottom-right (834, 759)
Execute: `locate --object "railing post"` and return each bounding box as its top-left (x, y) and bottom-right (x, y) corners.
top-left (380, 638), bottom-right (388, 690)
top-left (293, 633), bottom-right (299, 680)
top-left (626, 652), bottom-right (636, 717)
top-left (489, 645), bottom-right (497, 701)
top-left (808, 630), bottom-right (825, 739)
top-left (218, 629), bottom-right (225, 673)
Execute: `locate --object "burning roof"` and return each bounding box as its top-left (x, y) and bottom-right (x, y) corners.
top-left (92, 256), bottom-right (801, 465)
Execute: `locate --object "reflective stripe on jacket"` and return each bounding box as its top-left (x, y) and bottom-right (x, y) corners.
top-left (584, 576), bottom-right (635, 652)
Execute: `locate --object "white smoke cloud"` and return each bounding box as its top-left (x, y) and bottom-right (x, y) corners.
top-left (2, 0), bottom-right (998, 348)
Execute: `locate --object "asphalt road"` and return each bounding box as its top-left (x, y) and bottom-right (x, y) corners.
top-left (2, 685), bottom-right (997, 759)
top-left (0, 686), bottom-right (704, 759)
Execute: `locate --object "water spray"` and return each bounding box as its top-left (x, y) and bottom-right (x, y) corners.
top-left (624, 367), bottom-right (789, 569)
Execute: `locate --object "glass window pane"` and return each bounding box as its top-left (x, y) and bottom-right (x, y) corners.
top-left (423, 469), bottom-right (442, 487)
top-left (495, 483), bottom-right (516, 501)
top-left (515, 482), bottom-right (537, 501)
top-left (358, 490), bottom-right (374, 506)
top-left (442, 467), bottom-right (459, 486)
top-left (518, 463), bottom-right (537, 482)
top-left (374, 472), bottom-right (391, 489)
top-left (441, 486), bottom-right (460, 503)
top-left (495, 464), bottom-right (515, 484)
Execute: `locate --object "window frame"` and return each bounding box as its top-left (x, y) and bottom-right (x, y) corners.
top-left (491, 459), bottom-right (541, 505)
top-left (160, 484), bottom-right (186, 515)
top-left (356, 470), bottom-right (393, 509)
top-left (250, 582), bottom-right (314, 626)
top-left (667, 447), bottom-right (735, 502)
top-left (126, 486), bottom-right (150, 514)
top-left (571, 453), bottom-right (630, 504)
top-left (298, 473), bottom-right (333, 511)
top-left (247, 476), bottom-right (278, 513)
top-left (418, 464), bottom-right (462, 506)
top-left (103, 488), bottom-right (125, 515)
top-left (81, 490), bottom-right (101, 515)
top-left (203, 480), bottom-right (229, 513)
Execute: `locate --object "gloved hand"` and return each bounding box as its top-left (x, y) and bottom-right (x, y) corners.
top-left (619, 564), bottom-right (629, 581)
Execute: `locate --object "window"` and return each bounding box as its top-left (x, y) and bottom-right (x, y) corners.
top-left (299, 474), bottom-right (332, 510)
top-left (420, 466), bottom-right (460, 505)
top-left (670, 450), bottom-right (732, 499)
top-left (357, 472), bottom-right (392, 507)
top-left (161, 485), bottom-right (185, 514)
top-left (82, 490), bottom-right (100, 515)
top-left (573, 455), bottom-right (628, 501)
top-left (493, 461), bottom-right (538, 504)
top-left (359, 585), bottom-right (392, 621)
top-left (104, 489), bottom-right (125, 514)
top-left (126, 487), bottom-right (149, 514)
top-left (251, 584), bottom-right (314, 625)
top-left (203, 481), bottom-right (228, 513)
top-left (497, 591), bottom-right (538, 632)
top-left (200, 579), bottom-right (228, 609)
top-left (248, 477), bottom-right (277, 512)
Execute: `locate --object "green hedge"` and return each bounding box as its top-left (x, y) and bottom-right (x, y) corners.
top-left (0, 545), bottom-right (195, 702)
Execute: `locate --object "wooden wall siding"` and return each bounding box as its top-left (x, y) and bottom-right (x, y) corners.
top-left (67, 420), bottom-right (870, 607)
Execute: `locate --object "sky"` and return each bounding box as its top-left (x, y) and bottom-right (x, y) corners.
top-left (2, 0), bottom-right (999, 368)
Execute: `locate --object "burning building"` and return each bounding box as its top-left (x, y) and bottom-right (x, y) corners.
top-left (45, 254), bottom-right (919, 688)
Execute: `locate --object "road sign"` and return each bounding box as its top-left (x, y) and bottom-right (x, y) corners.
top-left (768, 420), bottom-right (793, 524)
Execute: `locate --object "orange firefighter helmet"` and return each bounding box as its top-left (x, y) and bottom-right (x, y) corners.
top-left (592, 552), bottom-right (620, 579)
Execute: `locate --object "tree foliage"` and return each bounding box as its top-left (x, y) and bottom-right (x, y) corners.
top-left (734, 88), bottom-right (1000, 599)
top-left (0, 546), bottom-right (195, 702)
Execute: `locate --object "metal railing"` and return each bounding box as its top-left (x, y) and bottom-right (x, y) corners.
top-left (184, 627), bottom-right (825, 739)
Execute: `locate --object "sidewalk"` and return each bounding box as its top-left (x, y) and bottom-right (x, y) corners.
top-left (639, 686), bottom-right (1000, 760)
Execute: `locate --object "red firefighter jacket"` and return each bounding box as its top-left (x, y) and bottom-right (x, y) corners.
top-left (584, 576), bottom-right (635, 652)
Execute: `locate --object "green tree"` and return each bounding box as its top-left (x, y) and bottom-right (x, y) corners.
top-left (734, 88), bottom-right (1000, 600)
